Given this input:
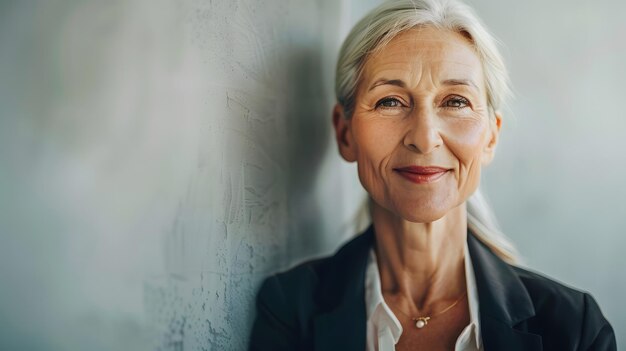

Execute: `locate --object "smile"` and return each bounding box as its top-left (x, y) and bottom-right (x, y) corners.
top-left (394, 169), bottom-right (449, 184)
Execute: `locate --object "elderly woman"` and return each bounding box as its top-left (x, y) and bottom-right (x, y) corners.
top-left (249, 0), bottom-right (616, 350)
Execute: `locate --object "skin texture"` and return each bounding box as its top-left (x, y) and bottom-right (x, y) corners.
top-left (332, 26), bottom-right (502, 349)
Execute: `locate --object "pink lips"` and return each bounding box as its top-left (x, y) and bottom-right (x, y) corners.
top-left (394, 166), bottom-right (450, 184)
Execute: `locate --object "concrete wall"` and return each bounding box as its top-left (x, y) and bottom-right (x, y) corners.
top-left (0, 0), bottom-right (623, 350)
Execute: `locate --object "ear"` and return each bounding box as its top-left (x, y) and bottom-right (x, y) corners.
top-left (332, 103), bottom-right (357, 162)
top-left (481, 112), bottom-right (502, 166)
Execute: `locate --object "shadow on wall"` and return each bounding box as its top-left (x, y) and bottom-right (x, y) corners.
top-left (149, 2), bottom-right (340, 349)
top-left (0, 0), bottom-right (347, 350)
top-left (284, 44), bottom-right (331, 267)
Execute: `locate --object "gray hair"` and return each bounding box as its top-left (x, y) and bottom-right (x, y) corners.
top-left (337, 0), bottom-right (521, 264)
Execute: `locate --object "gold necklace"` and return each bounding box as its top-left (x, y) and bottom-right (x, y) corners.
top-left (391, 291), bottom-right (467, 329)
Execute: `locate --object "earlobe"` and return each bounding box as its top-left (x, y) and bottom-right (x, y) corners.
top-left (481, 112), bottom-right (502, 165)
top-left (332, 104), bottom-right (357, 162)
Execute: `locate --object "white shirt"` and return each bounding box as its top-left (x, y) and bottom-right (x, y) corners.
top-left (365, 240), bottom-right (483, 351)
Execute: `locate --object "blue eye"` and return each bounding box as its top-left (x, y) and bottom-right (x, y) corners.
top-left (443, 96), bottom-right (470, 109)
top-left (376, 97), bottom-right (403, 108)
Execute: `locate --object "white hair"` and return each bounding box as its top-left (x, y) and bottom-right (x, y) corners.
top-left (336, 0), bottom-right (521, 264)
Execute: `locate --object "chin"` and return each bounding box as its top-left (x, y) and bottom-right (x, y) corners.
top-left (402, 213), bottom-right (445, 223)
top-left (395, 203), bottom-right (451, 223)
top-left (388, 190), bottom-right (458, 223)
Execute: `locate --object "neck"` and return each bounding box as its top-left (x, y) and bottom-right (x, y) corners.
top-left (371, 199), bottom-right (468, 311)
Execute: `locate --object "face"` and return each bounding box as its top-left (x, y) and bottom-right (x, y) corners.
top-left (333, 27), bottom-right (502, 223)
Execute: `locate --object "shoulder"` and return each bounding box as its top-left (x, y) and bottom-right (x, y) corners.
top-left (257, 254), bottom-right (330, 313)
top-left (510, 265), bottom-right (616, 349)
top-left (257, 229), bottom-right (365, 305)
top-left (249, 230), bottom-right (372, 350)
top-left (249, 256), bottom-right (331, 350)
top-left (512, 264), bottom-right (589, 313)
top-left (263, 226), bottom-right (373, 299)
top-left (254, 254), bottom-right (333, 318)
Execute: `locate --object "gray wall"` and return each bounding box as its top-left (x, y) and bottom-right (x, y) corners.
top-left (470, 0), bottom-right (626, 345)
top-left (0, 0), bottom-right (623, 350)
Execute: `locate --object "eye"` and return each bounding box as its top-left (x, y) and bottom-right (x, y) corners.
top-left (375, 97), bottom-right (404, 109)
top-left (442, 95), bottom-right (470, 109)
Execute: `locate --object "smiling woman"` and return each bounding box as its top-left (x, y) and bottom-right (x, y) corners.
top-left (337, 27), bottom-right (497, 225)
top-left (248, 0), bottom-right (617, 350)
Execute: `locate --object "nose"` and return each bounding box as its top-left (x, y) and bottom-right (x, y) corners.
top-left (403, 106), bottom-right (443, 154)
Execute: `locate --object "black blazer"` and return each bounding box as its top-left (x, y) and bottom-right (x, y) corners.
top-left (249, 224), bottom-right (616, 350)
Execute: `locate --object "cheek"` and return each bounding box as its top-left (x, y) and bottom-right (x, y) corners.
top-left (352, 118), bottom-right (399, 163)
top-left (446, 119), bottom-right (488, 164)
top-left (351, 118), bottom-right (400, 195)
top-left (445, 119), bottom-right (490, 195)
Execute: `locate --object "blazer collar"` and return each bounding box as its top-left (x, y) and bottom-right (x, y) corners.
top-left (467, 231), bottom-right (543, 350)
top-left (313, 224), bottom-right (374, 351)
top-left (313, 223), bottom-right (543, 350)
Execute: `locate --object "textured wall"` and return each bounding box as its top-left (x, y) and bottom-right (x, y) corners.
top-left (0, 0), bottom-right (623, 350)
top-left (0, 0), bottom-right (372, 349)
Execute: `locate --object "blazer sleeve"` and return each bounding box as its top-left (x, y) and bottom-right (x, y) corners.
top-left (248, 274), bottom-right (299, 351)
top-left (577, 293), bottom-right (617, 351)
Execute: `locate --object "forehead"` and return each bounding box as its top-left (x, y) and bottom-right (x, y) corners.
top-left (361, 26), bottom-right (484, 88)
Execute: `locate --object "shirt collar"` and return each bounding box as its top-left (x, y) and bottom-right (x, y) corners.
top-left (365, 239), bottom-right (482, 348)
top-left (464, 235), bottom-right (482, 349)
top-left (365, 245), bottom-right (403, 343)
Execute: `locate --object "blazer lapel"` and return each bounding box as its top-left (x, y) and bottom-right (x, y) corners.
top-left (312, 224), bottom-right (543, 351)
top-left (313, 224), bottom-right (375, 351)
top-left (313, 299), bottom-right (366, 351)
top-left (467, 230), bottom-right (543, 350)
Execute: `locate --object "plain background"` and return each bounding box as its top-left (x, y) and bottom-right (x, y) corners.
top-left (0, 0), bottom-right (623, 349)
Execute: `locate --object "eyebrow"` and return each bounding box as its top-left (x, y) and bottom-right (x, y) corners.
top-left (367, 78), bottom-right (479, 91)
top-left (368, 79), bottom-right (406, 91)
top-left (441, 78), bottom-right (479, 89)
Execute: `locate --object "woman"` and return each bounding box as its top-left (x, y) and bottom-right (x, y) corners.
top-left (249, 0), bottom-right (616, 350)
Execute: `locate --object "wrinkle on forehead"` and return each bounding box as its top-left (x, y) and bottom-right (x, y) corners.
top-left (359, 27), bottom-right (485, 93)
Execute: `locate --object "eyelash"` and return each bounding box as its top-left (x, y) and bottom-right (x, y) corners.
top-left (375, 97), bottom-right (405, 109)
top-left (374, 95), bottom-right (471, 110)
top-left (442, 95), bottom-right (471, 109)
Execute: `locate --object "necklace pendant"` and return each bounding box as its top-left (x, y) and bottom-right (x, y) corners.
top-left (414, 317), bottom-right (430, 329)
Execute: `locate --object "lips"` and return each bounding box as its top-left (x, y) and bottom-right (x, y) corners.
top-left (394, 166), bottom-right (450, 174)
top-left (393, 166), bottom-right (450, 184)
